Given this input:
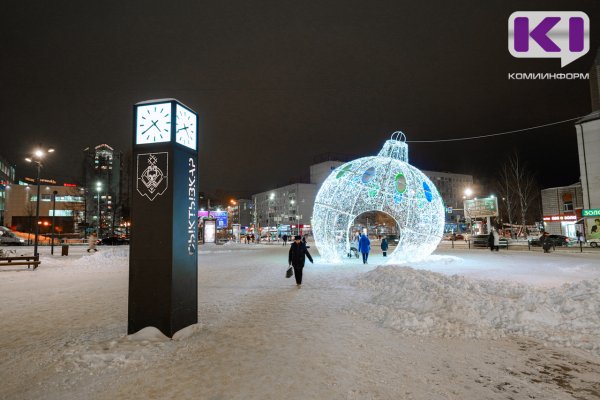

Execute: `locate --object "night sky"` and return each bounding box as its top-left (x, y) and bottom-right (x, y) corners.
top-left (2, 0), bottom-right (599, 195)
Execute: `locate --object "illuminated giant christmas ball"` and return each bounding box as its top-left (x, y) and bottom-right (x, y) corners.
top-left (312, 132), bottom-right (445, 263)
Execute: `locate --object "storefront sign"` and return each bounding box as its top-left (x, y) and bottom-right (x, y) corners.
top-left (24, 177), bottom-right (57, 185)
top-left (543, 214), bottom-right (577, 221)
top-left (582, 209), bottom-right (600, 217)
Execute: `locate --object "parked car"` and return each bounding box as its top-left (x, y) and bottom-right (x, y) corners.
top-left (0, 227), bottom-right (25, 246)
top-left (589, 239), bottom-right (599, 248)
top-left (471, 234), bottom-right (508, 248)
top-left (384, 234), bottom-right (400, 245)
top-left (529, 234), bottom-right (570, 247)
top-left (97, 236), bottom-right (129, 246)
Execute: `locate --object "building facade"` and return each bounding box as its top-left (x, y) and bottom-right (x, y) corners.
top-left (309, 161), bottom-right (344, 190)
top-left (574, 48), bottom-right (600, 238)
top-left (540, 183), bottom-right (584, 237)
top-left (3, 183), bottom-right (85, 235)
top-left (252, 183), bottom-right (316, 236)
top-left (0, 155), bottom-right (16, 226)
top-left (82, 144), bottom-right (124, 236)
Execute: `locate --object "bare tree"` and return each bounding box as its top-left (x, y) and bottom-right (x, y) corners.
top-left (497, 163), bottom-right (518, 236)
top-left (498, 153), bottom-right (539, 237)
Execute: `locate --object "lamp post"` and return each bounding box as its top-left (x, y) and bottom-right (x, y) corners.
top-left (25, 147), bottom-right (54, 257)
top-left (51, 190), bottom-right (58, 255)
top-left (96, 182), bottom-right (102, 236)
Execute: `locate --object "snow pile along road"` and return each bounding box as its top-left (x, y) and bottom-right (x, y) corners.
top-left (350, 266), bottom-right (600, 355)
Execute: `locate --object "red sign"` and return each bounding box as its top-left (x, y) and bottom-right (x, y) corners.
top-left (63, 183), bottom-right (77, 187)
top-left (543, 214), bottom-right (577, 222)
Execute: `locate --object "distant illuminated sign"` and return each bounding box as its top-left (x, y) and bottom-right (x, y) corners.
top-left (203, 219), bottom-right (216, 243)
top-left (24, 177), bottom-right (57, 185)
top-left (543, 214), bottom-right (577, 222)
top-left (63, 183), bottom-right (77, 187)
top-left (464, 197), bottom-right (498, 218)
top-left (198, 210), bottom-right (228, 229)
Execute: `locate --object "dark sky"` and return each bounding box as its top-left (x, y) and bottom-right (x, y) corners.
top-left (2, 0), bottom-right (599, 195)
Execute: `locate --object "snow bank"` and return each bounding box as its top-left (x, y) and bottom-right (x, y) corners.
top-left (350, 266), bottom-right (600, 355)
top-left (43, 247), bottom-right (129, 271)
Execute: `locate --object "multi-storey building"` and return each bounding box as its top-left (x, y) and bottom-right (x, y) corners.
top-left (540, 183), bottom-right (584, 237)
top-left (3, 183), bottom-right (85, 235)
top-left (422, 170), bottom-right (474, 211)
top-left (82, 144), bottom-right (124, 236)
top-left (252, 183), bottom-right (316, 237)
top-left (0, 155), bottom-right (16, 226)
top-left (574, 48), bottom-right (600, 239)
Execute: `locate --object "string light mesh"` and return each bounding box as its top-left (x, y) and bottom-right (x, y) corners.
top-left (312, 132), bottom-right (445, 263)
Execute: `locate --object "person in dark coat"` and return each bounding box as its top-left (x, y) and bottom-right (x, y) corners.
top-left (487, 231), bottom-right (494, 251)
top-left (358, 233), bottom-right (371, 264)
top-left (380, 237), bottom-right (389, 257)
top-left (288, 235), bottom-right (313, 286)
top-left (282, 234), bottom-right (288, 246)
top-left (540, 232), bottom-right (552, 253)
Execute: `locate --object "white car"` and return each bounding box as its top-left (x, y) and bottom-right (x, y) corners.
top-left (0, 227), bottom-right (25, 246)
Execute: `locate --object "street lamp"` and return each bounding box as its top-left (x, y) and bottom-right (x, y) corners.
top-left (51, 190), bottom-right (58, 255)
top-left (96, 182), bottom-right (102, 236)
top-left (25, 146), bottom-right (54, 257)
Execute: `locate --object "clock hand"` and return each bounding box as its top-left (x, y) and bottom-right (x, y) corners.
top-left (140, 122), bottom-right (157, 135)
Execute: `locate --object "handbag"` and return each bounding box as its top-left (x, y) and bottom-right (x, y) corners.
top-left (286, 265), bottom-right (293, 278)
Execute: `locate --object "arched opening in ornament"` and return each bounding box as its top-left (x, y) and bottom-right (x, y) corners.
top-left (347, 211), bottom-right (400, 256)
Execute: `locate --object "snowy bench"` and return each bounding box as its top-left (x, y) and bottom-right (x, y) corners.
top-left (0, 255), bottom-right (41, 271)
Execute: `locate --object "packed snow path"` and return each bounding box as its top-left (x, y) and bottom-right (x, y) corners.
top-left (1, 244), bottom-right (599, 399)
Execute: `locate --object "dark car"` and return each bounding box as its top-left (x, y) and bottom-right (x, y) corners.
top-left (529, 234), bottom-right (570, 247)
top-left (97, 236), bottom-right (129, 246)
top-left (384, 234), bottom-right (400, 245)
top-left (471, 234), bottom-right (508, 248)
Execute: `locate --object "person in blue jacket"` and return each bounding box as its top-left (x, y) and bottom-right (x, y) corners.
top-left (358, 233), bottom-right (371, 264)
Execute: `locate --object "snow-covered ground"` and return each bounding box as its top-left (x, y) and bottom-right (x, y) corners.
top-left (1, 244), bottom-right (599, 399)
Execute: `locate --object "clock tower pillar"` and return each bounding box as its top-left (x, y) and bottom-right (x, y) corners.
top-left (128, 99), bottom-right (199, 337)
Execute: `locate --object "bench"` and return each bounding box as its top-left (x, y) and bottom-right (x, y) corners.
top-left (0, 255), bottom-right (41, 270)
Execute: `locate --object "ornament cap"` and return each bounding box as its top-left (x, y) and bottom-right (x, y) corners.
top-left (378, 131), bottom-right (408, 162)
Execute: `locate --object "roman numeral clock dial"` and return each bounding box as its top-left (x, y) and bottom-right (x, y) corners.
top-left (175, 104), bottom-right (197, 150)
top-left (135, 103), bottom-right (172, 144)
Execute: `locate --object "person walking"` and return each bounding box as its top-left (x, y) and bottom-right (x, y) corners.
top-left (87, 232), bottom-right (98, 253)
top-left (381, 237), bottom-right (389, 257)
top-left (492, 228), bottom-right (500, 251)
top-left (540, 232), bottom-right (552, 253)
top-left (358, 233), bottom-right (371, 264)
top-left (282, 234), bottom-right (288, 246)
top-left (288, 235), bottom-right (313, 287)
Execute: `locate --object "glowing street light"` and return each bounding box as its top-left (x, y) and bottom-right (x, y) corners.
top-left (25, 146), bottom-right (55, 257)
top-left (96, 182), bottom-right (103, 235)
top-left (464, 188), bottom-right (473, 197)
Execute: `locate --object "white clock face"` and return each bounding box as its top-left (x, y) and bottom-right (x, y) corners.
top-left (175, 104), bottom-right (197, 150)
top-left (136, 103), bottom-right (172, 144)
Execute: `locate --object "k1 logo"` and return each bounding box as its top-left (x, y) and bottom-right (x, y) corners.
top-left (508, 12), bottom-right (589, 67)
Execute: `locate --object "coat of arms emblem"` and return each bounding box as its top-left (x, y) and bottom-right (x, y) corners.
top-left (136, 152), bottom-right (168, 201)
